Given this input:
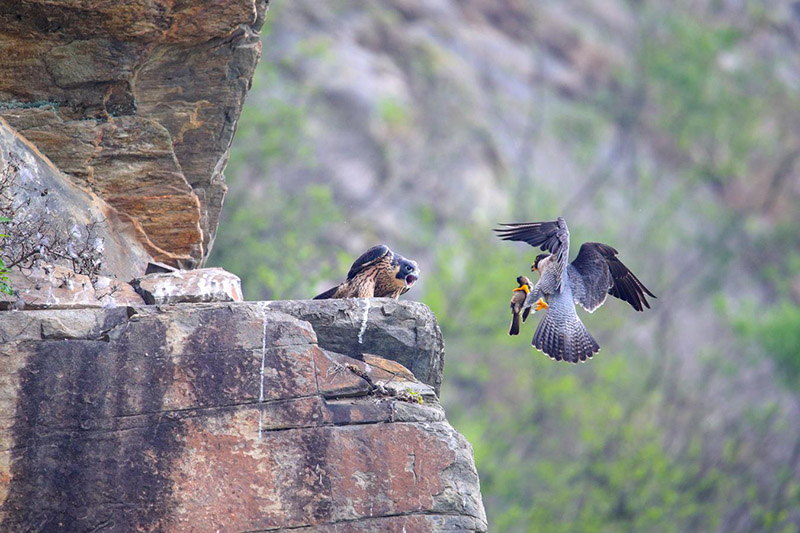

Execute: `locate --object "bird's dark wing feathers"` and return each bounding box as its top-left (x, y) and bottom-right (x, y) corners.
top-left (494, 217), bottom-right (570, 290)
top-left (493, 220), bottom-right (564, 253)
top-left (568, 243), bottom-right (613, 312)
top-left (571, 242), bottom-right (656, 312)
top-left (346, 244), bottom-right (392, 280)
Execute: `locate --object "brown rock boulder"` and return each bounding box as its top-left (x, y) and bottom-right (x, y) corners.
top-left (132, 267), bottom-right (244, 304)
top-left (0, 301), bottom-right (486, 532)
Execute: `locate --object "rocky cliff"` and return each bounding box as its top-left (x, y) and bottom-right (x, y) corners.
top-left (0, 299), bottom-right (486, 531)
top-left (0, 1), bottom-right (486, 531)
top-left (1, 0), bottom-right (268, 268)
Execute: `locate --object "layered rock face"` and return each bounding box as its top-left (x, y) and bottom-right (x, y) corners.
top-left (0, 3), bottom-right (487, 530)
top-left (0, 119), bottom-right (153, 280)
top-left (0, 300), bottom-right (487, 532)
top-left (0, 0), bottom-right (268, 267)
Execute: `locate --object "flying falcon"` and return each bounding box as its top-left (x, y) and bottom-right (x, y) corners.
top-left (495, 217), bottom-right (656, 363)
top-left (313, 244), bottom-right (420, 300)
top-left (508, 275), bottom-right (533, 336)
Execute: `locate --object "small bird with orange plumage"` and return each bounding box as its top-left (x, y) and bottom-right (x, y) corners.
top-left (508, 275), bottom-right (534, 336)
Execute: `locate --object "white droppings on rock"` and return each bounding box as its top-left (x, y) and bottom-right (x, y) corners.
top-left (257, 301), bottom-right (269, 440)
top-left (357, 298), bottom-right (370, 344)
top-left (45, 286), bottom-right (57, 307)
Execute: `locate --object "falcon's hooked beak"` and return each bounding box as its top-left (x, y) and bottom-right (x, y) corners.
top-left (396, 258), bottom-right (420, 290)
top-left (403, 263), bottom-right (420, 288)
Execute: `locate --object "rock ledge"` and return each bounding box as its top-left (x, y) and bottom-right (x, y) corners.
top-left (0, 300), bottom-right (486, 532)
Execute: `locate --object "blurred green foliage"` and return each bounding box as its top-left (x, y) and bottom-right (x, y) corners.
top-left (642, 12), bottom-right (760, 183)
top-left (210, 182), bottom-right (347, 300)
top-left (207, 16), bottom-right (347, 300)
top-left (210, 2), bottom-right (800, 531)
top-left (426, 229), bottom-right (733, 532)
top-left (377, 96), bottom-right (412, 130)
top-left (735, 302), bottom-right (800, 390)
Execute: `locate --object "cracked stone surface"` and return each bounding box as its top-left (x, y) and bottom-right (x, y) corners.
top-left (133, 267), bottom-right (244, 304)
top-left (0, 0), bottom-right (268, 266)
top-left (0, 264), bottom-right (145, 310)
top-left (0, 262), bottom-right (246, 310)
top-left (0, 301), bottom-right (486, 532)
top-left (267, 298), bottom-right (446, 395)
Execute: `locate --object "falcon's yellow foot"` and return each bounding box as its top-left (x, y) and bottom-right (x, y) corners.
top-left (534, 298), bottom-right (549, 312)
top-left (512, 286), bottom-right (530, 294)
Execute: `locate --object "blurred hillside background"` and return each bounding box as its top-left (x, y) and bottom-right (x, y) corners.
top-left (209, 1), bottom-right (800, 531)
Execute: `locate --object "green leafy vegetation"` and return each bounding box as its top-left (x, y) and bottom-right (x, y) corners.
top-left (208, 10), bottom-right (347, 300)
top-left (377, 96), bottom-right (412, 130)
top-left (735, 302), bottom-right (800, 390)
top-left (0, 215), bottom-right (12, 296)
top-left (210, 182), bottom-right (347, 300)
top-left (642, 12), bottom-right (760, 183)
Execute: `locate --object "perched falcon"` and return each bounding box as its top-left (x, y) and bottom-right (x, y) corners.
top-left (313, 244), bottom-right (420, 300)
top-left (508, 275), bottom-right (533, 336)
top-left (495, 217), bottom-right (655, 363)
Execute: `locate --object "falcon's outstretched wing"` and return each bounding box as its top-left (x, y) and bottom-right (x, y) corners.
top-left (494, 217), bottom-right (570, 290)
top-left (569, 242), bottom-right (656, 312)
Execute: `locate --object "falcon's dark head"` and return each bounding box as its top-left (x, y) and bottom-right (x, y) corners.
top-left (393, 254), bottom-right (420, 290)
top-left (532, 253), bottom-right (551, 272)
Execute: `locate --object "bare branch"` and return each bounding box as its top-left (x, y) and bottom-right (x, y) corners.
top-left (0, 157), bottom-right (107, 283)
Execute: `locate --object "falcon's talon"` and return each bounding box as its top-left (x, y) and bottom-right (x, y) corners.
top-left (534, 298), bottom-right (549, 312)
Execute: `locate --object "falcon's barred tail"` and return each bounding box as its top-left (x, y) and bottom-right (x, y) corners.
top-left (532, 310), bottom-right (600, 363)
top-left (509, 312), bottom-right (521, 336)
top-left (313, 286), bottom-right (339, 300)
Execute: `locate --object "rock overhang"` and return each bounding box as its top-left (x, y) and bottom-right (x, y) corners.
top-left (0, 0), bottom-right (270, 267)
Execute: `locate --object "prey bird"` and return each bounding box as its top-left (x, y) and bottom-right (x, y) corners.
top-left (313, 244), bottom-right (420, 300)
top-left (508, 275), bottom-right (533, 336)
top-left (495, 217), bottom-right (655, 363)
